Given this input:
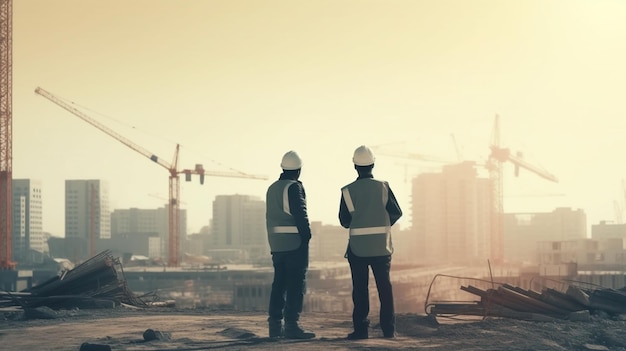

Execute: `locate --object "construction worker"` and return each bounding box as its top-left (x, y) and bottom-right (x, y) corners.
top-left (265, 150), bottom-right (316, 340)
top-left (339, 145), bottom-right (403, 340)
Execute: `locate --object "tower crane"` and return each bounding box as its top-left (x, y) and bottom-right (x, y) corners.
top-left (372, 117), bottom-right (558, 264)
top-left (0, 0), bottom-right (12, 270)
top-left (370, 145), bottom-right (452, 183)
top-left (34, 87), bottom-right (267, 267)
top-left (370, 144), bottom-right (451, 164)
top-left (486, 114), bottom-right (558, 262)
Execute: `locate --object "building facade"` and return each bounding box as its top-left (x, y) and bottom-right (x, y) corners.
top-left (412, 161), bottom-right (491, 265)
top-left (530, 220), bottom-right (626, 276)
top-left (504, 207), bottom-right (587, 264)
top-left (537, 237), bottom-right (625, 269)
top-left (310, 221), bottom-right (347, 262)
top-left (65, 179), bottom-right (111, 260)
top-left (591, 221), bottom-right (626, 240)
top-left (110, 206), bottom-right (187, 261)
top-left (11, 179), bottom-right (44, 263)
top-left (209, 194), bottom-right (266, 262)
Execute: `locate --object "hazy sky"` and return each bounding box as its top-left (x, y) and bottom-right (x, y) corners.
top-left (12, 0), bottom-right (626, 236)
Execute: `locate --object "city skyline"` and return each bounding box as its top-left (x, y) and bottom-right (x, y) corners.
top-left (12, 0), bottom-right (626, 235)
top-left (21, 173), bottom-right (588, 238)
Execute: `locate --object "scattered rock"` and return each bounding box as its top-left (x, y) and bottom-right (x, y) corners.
top-left (592, 328), bottom-right (626, 348)
top-left (218, 327), bottom-right (257, 339)
top-left (143, 328), bottom-right (172, 341)
top-left (24, 306), bottom-right (57, 320)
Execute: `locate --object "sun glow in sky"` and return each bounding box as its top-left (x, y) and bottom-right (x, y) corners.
top-left (12, 0), bottom-right (626, 236)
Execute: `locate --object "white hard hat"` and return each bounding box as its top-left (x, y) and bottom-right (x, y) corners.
top-left (281, 150), bottom-right (303, 170)
top-left (353, 145), bottom-right (375, 166)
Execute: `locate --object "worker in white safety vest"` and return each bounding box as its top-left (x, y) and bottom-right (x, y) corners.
top-left (265, 150), bottom-right (316, 340)
top-left (338, 145), bottom-right (403, 340)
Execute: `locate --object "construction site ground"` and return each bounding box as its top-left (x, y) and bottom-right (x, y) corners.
top-left (2, 307), bottom-right (626, 351)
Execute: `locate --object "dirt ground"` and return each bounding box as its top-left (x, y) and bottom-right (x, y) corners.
top-left (2, 307), bottom-right (626, 351)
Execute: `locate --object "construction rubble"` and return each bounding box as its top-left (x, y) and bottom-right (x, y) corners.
top-left (425, 274), bottom-right (626, 322)
top-left (0, 250), bottom-right (152, 313)
top-left (5, 253), bottom-right (626, 327)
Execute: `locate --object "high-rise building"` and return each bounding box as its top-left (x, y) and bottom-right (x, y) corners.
top-left (110, 206), bottom-right (187, 260)
top-left (210, 194), bottom-right (266, 261)
top-left (310, 221), bottom-right (346, 261)
top-left (412, 161), bottom-right (491, 265)
top-left (11, 179), bottom-right (44, 263)
top-left (65, 179), bottom-right (111, 260)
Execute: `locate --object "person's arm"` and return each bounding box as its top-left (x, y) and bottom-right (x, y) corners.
top-left (288, 182), bottom-right (312, 242)
top-left (386, 183), bottom-right (403, 226)
top-left (339, 194), bottom-right (352, 228)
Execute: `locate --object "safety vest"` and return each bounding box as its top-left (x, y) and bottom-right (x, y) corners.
top-left (266, 179), bottom-right (303, 252)
top-left (342, 178), bottom-right (393, 257)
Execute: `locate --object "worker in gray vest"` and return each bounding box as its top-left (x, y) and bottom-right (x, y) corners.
top-left (265, 150), bottom-right (316, 339)
top-left (339, 145), bottom-right (403, 340)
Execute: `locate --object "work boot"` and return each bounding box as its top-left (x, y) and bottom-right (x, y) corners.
top-left (268, 319), bottom-right (284, 338)
top-left (346, 329), bottom-right (368, 340)
top-left (383, 330), bottom-right (396, 338)
top-left (284, 321), bottom-right (316, 339)
top-left (347, 320), bottom-right (369, 340)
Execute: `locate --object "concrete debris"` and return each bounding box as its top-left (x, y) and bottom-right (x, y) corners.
top-left (143, 328), bottom-right (172, 341)
top-left (426, 278), bottom-right (626, 322)
top-left (1, 250), bottom-right (151, 314)
top-left (24, 306), bottom-right (57, 320)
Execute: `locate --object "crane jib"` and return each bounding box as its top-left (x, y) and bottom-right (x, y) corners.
top-left (34, 86), bottom-right (267, 267)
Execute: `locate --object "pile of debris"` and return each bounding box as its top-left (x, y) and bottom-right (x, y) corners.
top-left (425, 274), bottom-right (626, 322)
top-left (0, 250), bottom-right (150, 312)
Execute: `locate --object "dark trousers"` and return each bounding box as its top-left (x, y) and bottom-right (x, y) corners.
top-left (268, 244), bottom-right (309, 322)
top-left (347, 249), bottom-right (395, 334)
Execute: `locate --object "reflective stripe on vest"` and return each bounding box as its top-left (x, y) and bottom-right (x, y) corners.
top-left (342, 188), bottom-right (355, 212)
top-left (350, 226), bottom-right (389, 236)
top-left (272, 226), bottom-right (298, 234)
top-left (282, 183), bottom-right (292, 215)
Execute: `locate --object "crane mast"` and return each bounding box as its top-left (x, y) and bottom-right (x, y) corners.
top-left (487, 114), bottom-right (558, 262)
top-left (487, 115), bottom-right (504, 263)
top-left (35, 87), bottom-right (267, 266)
top-left (0, 0), bottom-right (12, 270)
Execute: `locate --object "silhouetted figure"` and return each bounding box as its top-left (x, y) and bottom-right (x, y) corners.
top-left (339, 145), bottom-right (403, 340)
top-left (266, 150), bottom-right (316, 340)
